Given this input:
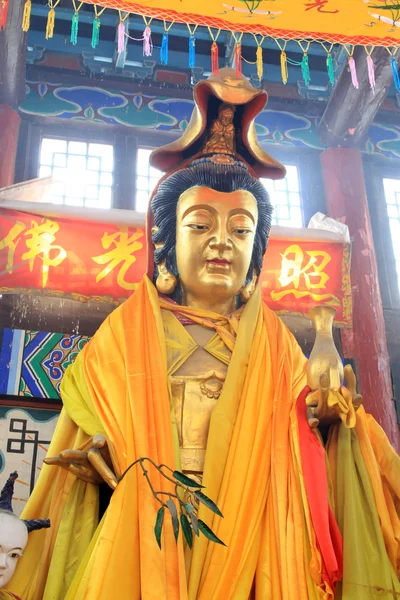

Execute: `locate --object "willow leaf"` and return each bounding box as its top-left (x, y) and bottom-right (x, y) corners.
top-left (184, 503), bottom-right (195, 514)
top-left (166, 499), bottom-right (180, 542)
top-left (189, 511), bottom-right (199, 536)
top-left (194, 491), bottom-right (223, 517)
top-left (173, 470), bottom-right (205, 488)
top-left (154, 507), bottom-right (165, 549)
top-left (180, 513), bottom-right (193, 549)
top-left (198, 519), bottom-right (226, 546)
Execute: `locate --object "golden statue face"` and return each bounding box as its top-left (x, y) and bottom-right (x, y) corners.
top-left (176, 186), bottom-right (258, 307)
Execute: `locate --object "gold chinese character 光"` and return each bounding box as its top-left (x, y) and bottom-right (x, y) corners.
top-left (271, 243), bottom-right (340, 304)
top-left (0, 221), bottom-right (26, 273)
top-left (22, 219), bottom-right (67, 287)
top-left (92, 228), bottom-right (144, 291)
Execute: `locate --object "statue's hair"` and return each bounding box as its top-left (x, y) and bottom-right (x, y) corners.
top-left (151, 162), bottom-right (273, 295)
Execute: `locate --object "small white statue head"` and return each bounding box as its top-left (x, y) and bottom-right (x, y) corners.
top-left (0, 510), bottom-right (28, 588)
top-left (0, 472), bottom-right (50, 590)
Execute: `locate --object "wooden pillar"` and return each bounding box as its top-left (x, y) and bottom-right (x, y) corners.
top-left (0, 0), bottom-right (28, 187)
top-left (0, 105), bottom-right (21, 187)
top-left (321, 148), bottom-right (399, 450)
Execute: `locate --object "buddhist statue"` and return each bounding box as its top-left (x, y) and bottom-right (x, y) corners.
top-left (9, 69), bottom-right (400, 600)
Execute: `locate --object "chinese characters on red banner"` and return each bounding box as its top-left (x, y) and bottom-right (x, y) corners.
top-left (0, 210), bottom-right (351, 325)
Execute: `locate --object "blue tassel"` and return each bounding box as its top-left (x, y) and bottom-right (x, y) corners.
top-left (326, 53), bottom-right (335, 85)
top-left (391, 56), bottom-right (400, 93)
top-left (301, 52), bottom-right (311, 86)
top-left (189, 35), bottom-right (196, 68)
top-left (161, 33), bottom-right (168, 66)
top-left (70, 11), bottom-right (79, 46)
top-left (91, 17), bottom-right (101, 49)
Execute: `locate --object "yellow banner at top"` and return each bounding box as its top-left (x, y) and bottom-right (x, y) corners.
top-left (84, 0), bottom-right (400, 46)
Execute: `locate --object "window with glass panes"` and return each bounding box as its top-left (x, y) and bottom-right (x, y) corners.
top-left (261, 165), bottom-right (303, 227)
top-left (39, 138), bottom-right (114, 209)
top-left (135, 148), bottom-right (162, 212)
top-left (383, 177), bottom-right (400, 293)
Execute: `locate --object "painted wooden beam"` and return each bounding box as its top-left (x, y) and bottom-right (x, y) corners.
top-left (318, 45), bottom-right (398, 147)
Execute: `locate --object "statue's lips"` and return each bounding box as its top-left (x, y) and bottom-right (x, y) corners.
top-left (207, 259), bottom-right (231, 270)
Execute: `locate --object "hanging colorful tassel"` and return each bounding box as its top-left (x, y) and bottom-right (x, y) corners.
top-left (280, 50), bottom-right (288, 85)
top-left (301, 52), bottom-right (311, 86)
top-left (326, 52), bottom-right (335, 85)
top-left (235, 43), bottom-right (242, 77)
top-left (22, 0), bottom-right (31, 32)
top-left (143, 25), bottom-right (153, 56)
top-left (367, 54), bottom-right (376, 93)
top-left (348, 56), bottom-right (359, 89)
top-left (0, 0), bottom-right (8, 31)
top-left (189, 35), bottom-right (196, 68)
top-left (256, 45), bottom-right (263, 81)
top-left (391, 56), bottom-right (400, 93)
top-left (211, 42), bottom-right (219, 75)
top-left (46, 8), bottom-right (56, 39)
top-left (161, 32), bottom-right (169, 65)
top-left (117, 21), bottom-right (125, 54)
top-left (91, 17), bottom-right (101, 49)
top-left (70, 12), bottom-right (79, 45)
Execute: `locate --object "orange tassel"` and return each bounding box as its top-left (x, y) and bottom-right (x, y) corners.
top-left (0, 0), bottom-right (9, 30)
top-left (211, 42), bottom-right (219, 75)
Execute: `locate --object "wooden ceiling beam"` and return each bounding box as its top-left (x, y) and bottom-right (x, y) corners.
top-left (0, 0), bottom-right (28, 107)
top-left (318, 46), bottom-right (397, 147)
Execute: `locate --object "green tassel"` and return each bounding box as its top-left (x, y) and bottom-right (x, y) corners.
top-left (70, 11), bottom-right (79, 46)
top-left (301, 52), bottom-right (311, 86)
top-left (326, 53), bottom-right (335, 85)
top-left (91, 17), bottom-right (101, 49)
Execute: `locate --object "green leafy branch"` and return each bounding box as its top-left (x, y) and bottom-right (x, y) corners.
top-left (118, 457), bottom-right (225, 550)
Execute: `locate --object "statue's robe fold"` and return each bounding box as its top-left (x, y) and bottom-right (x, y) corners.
top-left (10, 277), bottom-right (400, 600)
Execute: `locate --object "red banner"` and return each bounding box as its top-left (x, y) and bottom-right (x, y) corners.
top-left (0, 209), bottom-right (352, 325)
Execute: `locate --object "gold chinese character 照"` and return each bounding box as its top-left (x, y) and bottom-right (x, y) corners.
top-left (92, 228), bottom-right (143, 291)
top-left (271, 243), bottom-right (340, 304)
top-left (22, 219), bottom-right (67, 287)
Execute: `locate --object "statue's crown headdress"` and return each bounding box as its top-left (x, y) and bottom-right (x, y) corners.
top-left (0, 472), bottom-right (50, 533)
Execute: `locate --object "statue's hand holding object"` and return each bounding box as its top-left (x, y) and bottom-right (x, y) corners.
top-left (305, 306), bottom-right (362, 429)
top-left (44, 433), bottom-right (119, 489)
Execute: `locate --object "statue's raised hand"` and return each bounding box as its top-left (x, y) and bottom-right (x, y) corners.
top-left (44, 434), bottom-right (119, 490)
top-left (306, 364), bottom-right (363, 429)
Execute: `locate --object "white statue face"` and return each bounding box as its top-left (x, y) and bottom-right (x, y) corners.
top-left (0, 512), bottom-right (28, 588)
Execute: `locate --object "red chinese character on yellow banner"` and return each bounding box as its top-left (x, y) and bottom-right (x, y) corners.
top-left (304, 0), bottom-right (339, 13)
top-left (92, 228), bottom-right (144, 291)
top-left (271, 243), bottom-right (340, 304)
top-left (22, 220), bottom-right (67, 287)
top-left (0, 221), bottom-right (26, 273)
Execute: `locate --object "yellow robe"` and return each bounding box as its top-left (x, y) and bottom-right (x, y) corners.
top-left (9, 277), bottom-right (400, 599)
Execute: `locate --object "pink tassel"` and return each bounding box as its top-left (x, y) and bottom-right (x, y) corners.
top-left (143, 25), bottom-right (153, 56)
top-left (117, 21), bottom-right (125, 54)
top-left (367, 54), bottom-right (375, 93)
top-left (348, 57), bottom-right (359, 89)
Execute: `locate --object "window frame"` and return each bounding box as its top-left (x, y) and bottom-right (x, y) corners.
top-left (364, 155), bottom-right (400, 311)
